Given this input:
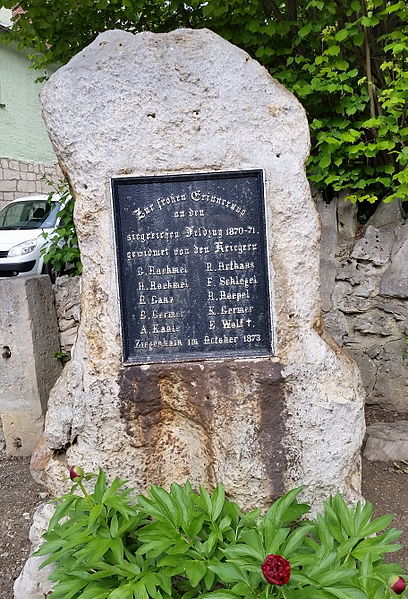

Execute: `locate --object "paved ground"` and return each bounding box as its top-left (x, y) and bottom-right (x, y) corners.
top-left (0, 406), bottom-right (407, 598)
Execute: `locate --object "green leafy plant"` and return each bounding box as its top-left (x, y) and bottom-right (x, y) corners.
top-left (42, 178), bottom-right (82, 277)
top-left (35, 469), bottom-right (406, 599)
top-left (54, 350), bottom-right (71, 365)
top-left (3, 0), bottom-right (408, 206)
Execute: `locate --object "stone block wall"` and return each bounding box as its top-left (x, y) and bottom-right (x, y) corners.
top-left (0, 276), bottom-right (62, 456)
top-left (318, 196), bottom-right (408, 412)
top-left (53, 275), bottom-right (81, 355)
top-left (0, 157), bottom-right (62, 209)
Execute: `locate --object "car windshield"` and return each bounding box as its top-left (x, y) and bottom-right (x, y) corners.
top-left (0, 200), bottom-right (60, 230)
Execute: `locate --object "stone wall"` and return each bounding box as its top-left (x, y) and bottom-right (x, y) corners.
top-left (0, 157), bottom-right (62, 210)
top-left (0, 277), bottom-right (62, 456)
top-left (318, 196), bottom-right (408, 412)
top-left (53, 275), bottom-right (81, 355)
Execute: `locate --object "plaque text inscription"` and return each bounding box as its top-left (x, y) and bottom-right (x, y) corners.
top-left (111, 170), bottom-right (273, 364)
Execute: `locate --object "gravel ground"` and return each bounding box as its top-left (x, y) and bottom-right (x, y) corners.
top-left (0, 452), bottom-right (48, 599)
top-left (0, 406), bottom-right (407, 598)
top-left (363, 405), bottom-right (408, 569)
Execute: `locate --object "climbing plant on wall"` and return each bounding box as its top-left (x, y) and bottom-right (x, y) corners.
top-left (4, 0), bottom-right (407, 205)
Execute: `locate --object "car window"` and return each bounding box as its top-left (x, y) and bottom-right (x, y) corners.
top-left (0, 200), bottom-right (60, 230)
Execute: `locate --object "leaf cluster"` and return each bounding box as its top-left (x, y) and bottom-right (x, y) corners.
top-left (35, 470), bottom-right (404, 599)
top-left (2, 0), bottom-right (408, 206)
top-left (41, 178), bottom-right (82, 277)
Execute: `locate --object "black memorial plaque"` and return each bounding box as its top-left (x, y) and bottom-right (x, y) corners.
top-left (111, 170), bottom-right (273, 364)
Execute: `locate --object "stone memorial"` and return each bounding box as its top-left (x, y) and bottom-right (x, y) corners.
top-left (33, 28), bottom-right (365, 510)
top-left (111, 170), bottom-right (273, 364)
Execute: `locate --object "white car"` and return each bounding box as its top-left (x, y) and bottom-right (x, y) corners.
top-left (0, 194), bottom-right (61, 278)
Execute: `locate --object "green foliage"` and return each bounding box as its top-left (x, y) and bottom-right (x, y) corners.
top-left (35, 470), bottom-right (404, 599)
top-left (3, 0), bottom-right (408, 205)
top-left (54, 350), bottom-right (71, 365)
top-left (42, 178), bottom-right (82, 277)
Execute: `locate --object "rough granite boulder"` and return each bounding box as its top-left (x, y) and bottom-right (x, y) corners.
top-left (13, 503), bottom-right (55, 599)
top-left (32, 28), bottom-right (365, 509)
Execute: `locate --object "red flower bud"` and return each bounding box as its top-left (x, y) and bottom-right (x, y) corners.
top-left (261, 554), bottom-right (291, 585)
top-left (390, 575), bottom-right (406, 595)
top-left (69, 465), bottom-right (84, 480)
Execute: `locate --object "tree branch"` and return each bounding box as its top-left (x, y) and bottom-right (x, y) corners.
top-left (361, 0), bottom-right (379, 122)
top-left (287, 0), bottom-right (297, 22)
top-left (365, 32), bottom-right (377, 121)
top-left (260, 0), bottom-right (284, 21)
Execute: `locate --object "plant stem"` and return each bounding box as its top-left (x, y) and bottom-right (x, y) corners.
top-left (365, 31), bottom-right (377, 121)
top-left (78, 479), bottom-right (92, 503)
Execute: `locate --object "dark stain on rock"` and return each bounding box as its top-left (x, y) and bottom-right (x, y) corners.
top-left (118, 359), bottom-right (286, 496)
top-left (119, 363), bottom-right (215, 486)
top-left (257, 362), bottom-right (286, 497)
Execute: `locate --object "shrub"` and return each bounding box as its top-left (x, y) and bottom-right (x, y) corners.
top-left (4, 0), bottom-right (408, 205)
top-left (35, 469), bottom-right (406, 599)
top-left (42, 178), bottom-right (82, 277)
